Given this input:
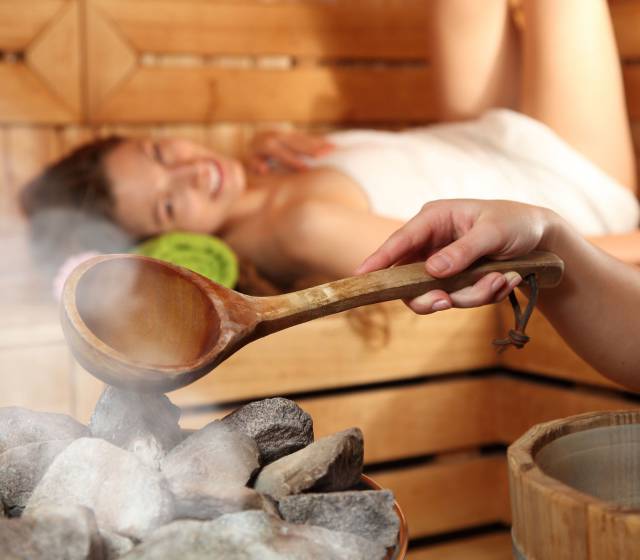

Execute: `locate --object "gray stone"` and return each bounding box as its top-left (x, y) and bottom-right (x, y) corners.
top-left (0, 407), bottom-right (88, 454)
top-left (221, 398), bottom-right (314, 464)
top-left (101, 530), bottom-right (135, 560)
top-left (172, 482), bottom-right (278, 521)
top-left (279, 490), bottom-right (399, 548)
top-left (25, 438), bottom-right (174, 540)
top-left (162, 420), bottom-right (259, 495)
top-left (0, 439), bottom-right (73, 515)
top-left (0, 504), bottom-right (104, 560)
top-left (120, 511), bottom-right (386, 560)
top-left (254, 428), bottom-right (364, 499)
top-left (90, 386), bottom-right (183, 469)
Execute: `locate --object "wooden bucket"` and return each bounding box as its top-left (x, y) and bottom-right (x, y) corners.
top-left (509, 410), bottom-right (640, 559)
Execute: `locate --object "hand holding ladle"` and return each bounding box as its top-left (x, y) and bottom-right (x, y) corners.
top-left (61, 251), bottom-right (563, 393)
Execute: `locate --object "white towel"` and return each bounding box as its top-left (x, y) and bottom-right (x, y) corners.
top-left (309, 109), bottom-right (639, 236)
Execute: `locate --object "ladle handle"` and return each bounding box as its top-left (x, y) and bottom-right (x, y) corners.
top-left (257, 251), bottom-right (563, 333)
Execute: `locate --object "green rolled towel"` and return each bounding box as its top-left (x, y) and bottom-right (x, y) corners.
top-left (134, 232), bottom-right (239, 288)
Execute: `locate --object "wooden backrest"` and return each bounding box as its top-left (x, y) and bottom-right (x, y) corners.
top-left (1, 0), bottom-right (639, 222)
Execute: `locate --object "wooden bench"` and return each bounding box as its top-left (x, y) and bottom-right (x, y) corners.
top-left (1, 2), bottom-right (640, 558)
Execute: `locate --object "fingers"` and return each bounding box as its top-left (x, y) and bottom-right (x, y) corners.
top-left (264, 142), bottom-right (311, 171)
top-left (356, 205), bottom-right (439, 274)
top-left (246, 155), bottom-right (271, 175)
top-left (249, 132), bottom-right (334, 174)
top-left (405, 271), bottom-right (522, 314)
top-left (282, 133), bottom-right (334, 157)
top-left (424, 221), bottom-right (503, 277)
top-left (404, 289), bottom-right (452, 314)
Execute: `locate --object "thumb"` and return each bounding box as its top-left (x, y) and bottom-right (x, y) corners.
top-left (426, 223), bottom-right (502, 277)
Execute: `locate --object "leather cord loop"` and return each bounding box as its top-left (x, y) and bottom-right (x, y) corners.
top-left (493, 274), bottom-right (538, 353)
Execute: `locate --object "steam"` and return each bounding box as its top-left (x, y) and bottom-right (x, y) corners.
top-left (4, 207), bottom-right (135, 407)
top-left (28, 207), bottom-right (133, 281)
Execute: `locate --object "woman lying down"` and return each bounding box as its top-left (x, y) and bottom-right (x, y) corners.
top-left (20, 0), bottom-right (638, 288)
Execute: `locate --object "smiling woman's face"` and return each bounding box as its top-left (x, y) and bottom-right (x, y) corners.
top-left (104, 138), bottom-right (247, 237)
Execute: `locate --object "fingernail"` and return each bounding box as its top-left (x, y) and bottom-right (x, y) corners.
top-left (431, 299), bottom-right (451, 311)
top-left (427, 253), bottom-right (451, 274)
top-left (504, 271), bottom-right (522, 289)
top-left (491, 275), bottom-right (507, 292)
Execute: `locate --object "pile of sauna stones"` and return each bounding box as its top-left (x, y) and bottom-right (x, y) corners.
top-left (0, 391), bottom-right (400, 559)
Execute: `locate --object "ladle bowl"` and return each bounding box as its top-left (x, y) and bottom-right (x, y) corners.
top-left (61, 251), bottom-right (563, 393)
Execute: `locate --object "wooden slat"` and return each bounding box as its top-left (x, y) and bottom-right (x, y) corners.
top-left (0, 127), bottom-right (9, 218)
top-left (0, 0), bottom-right (65, 51)
top-left (92, 0), bottom-right (430, 59)
top-left (89, 66), bottom-right (435, 124)
top-left (180, 376), bottom-right (497, 464)
top-left (85, 1), bottom-right (137, 117)
top-left (168, 304), bottom-right (496, 408)
top-left (80, 367), bottom-right (640, 451)
top-left (624, 65), bottom-right (640, 120)
top-left (58, 126), bottom-right (96, 153)
top-left (407, 531), bottom-right (512, 560)
top-left (611, 0), bottom-right (640, 60)
top-left (632, 120), bottom-right (640, 161)
top-left (0, 343), bottom-right (72, 415)
top-left (372, 455), bottom-right (509, 539)
top-left (4, 126), bottom-right (62, 203)
top-left (494, 376), bottom-right (637, 443)
top-left (26, 0), bottom-right (82, 116)
top-left (0, 64), bottom-right (74, 124)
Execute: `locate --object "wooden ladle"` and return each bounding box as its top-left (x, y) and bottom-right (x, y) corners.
top-left (61, 251), bottom-right (563, 393)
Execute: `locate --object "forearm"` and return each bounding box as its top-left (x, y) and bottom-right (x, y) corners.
top-left (537, 214), bottom-right (640, 389)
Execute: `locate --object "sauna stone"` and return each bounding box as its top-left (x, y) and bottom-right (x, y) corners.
top-left (0, 504), bottom-right (103, 560)
top-left (221, 397), bottom-right (314, 464)
top-left (101, 529), bottom-right (135, 560)
top-left (89, 386), bottom-right (183, 470)
top-left (278, 490), bottom-right (399, 548)
top-left (0, 439), bottom-right (73, 515)
top-left (25, 438), bottom-right (174, 540)
top-left (0, 407), bottom-right (88, 454)
top-left (254, 428), bottom-right (364, 499)
top-left (172, 481), bottom-right (278, 521)
top-left (162, 420), bottom-right (259, 495)
top-left (120, 511), bottom-right (386, 560)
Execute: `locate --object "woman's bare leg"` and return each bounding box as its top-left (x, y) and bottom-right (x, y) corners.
top-left (521, 0), bottom-right (636, 190)
top-left (429, 0), bottom-right (520, 121)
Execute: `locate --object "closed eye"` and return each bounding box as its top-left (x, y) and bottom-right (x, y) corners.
top-left (164, 198), bottom-right (174, 220)
top-left (153, 142), bottom-right (165, 165)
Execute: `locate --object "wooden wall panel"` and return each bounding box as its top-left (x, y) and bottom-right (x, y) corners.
top-left (0, 0), bottom-right (81, 123)
top-left (0, 127), bottom-right (9, 219)
top-left (180, 377), bottom-right (498, 464)
top-left (0, 1), bottom-right (66, 51)
top-left (298, 379), bottom-right (497, 464)
top-left (90, 0), bottom-right (431, 59)
top-left (408, 532), bottom-right (512, 560)
top-left (373, 455), bottom-right (509, 539)
top-left (498, 303), bottom-right (620, 390)
top-left (169, 304), bottom-right (497, 408)
top-left (27, 0), bottom-right (82, 115)
top-left (0, 64), bottom-right (74, 123)
top-left (611, 0), bottom-right (640, 60)
top-left (89, 66), bottom-right (435, 124)
top-left (624, 66), bottom-right (640, 120)
top-left (85, 1), bottom-right (137, 117)
top-left (494, 377), bottom-right (637, 443)
top-left (0, 344), bottom-right (72, 415)
top-left (178, 375), bottom-right (638, 460)
top-left (3, 127), bottom-right (62, 209)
